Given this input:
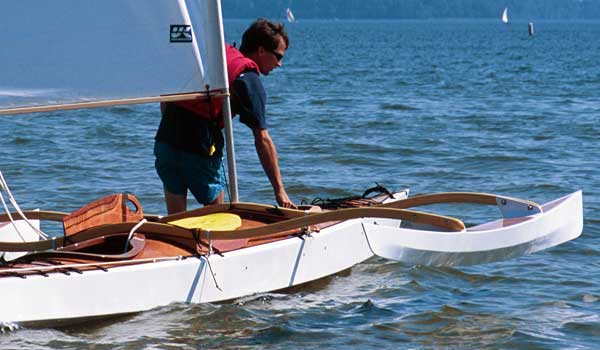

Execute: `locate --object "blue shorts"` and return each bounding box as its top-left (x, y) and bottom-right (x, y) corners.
top-left (154, 142), bottom-right (224, 205)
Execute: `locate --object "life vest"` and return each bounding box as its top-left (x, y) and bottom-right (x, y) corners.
top-left (172, 45), bottom-right (260, 128)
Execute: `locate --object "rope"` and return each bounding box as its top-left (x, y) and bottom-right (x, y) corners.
top-left (0, 184), bottom-right (25, 242)
top-left (204, 255), bottom-right (222, 291)
top-left (0, 171), bottom-right (48, 240)
top-left (222, 160), bottom-right (231, 204)
top-left (206, 84), bottom-right (231, 204)
top-left (123, 218), bottom-right (147, 253)
top-left (310, 183), bottom-right (394, 210)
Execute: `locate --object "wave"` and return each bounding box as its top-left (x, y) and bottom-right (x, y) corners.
top-left (0, 88), bottom-right (65, 98)
top-left (381, 103), bottom-right (418, 111)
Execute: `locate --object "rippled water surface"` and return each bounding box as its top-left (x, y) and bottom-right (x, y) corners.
top-left (1, 19), bottom-right (599, 349)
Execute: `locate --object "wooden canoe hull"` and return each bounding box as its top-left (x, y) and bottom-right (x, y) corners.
top-left (0, 217), bottom-right (379, 325)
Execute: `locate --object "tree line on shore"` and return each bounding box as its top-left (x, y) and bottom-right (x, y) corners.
top-left (223, 0), bottom-right (600, 20)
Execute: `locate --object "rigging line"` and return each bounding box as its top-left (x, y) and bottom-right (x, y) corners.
top-left (222, 160), bottom-right (231, 204)
top-left (0, 171), bottom-right (48, 239)
top-left (205, 84), bottom-right (232, 205)
top-left (204, 255), bottom-right (222, 291)
top-left (361, 222), bottom-right (377, 257)
top-left (201, 230), bottom-right (222, 290)
top-left (0, 184), bottom-right (26, 242)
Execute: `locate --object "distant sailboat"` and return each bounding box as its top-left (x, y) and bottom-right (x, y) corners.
top-left (286, 8), bottom-right (296, 23)
top-left (528, 22), bottom-right (535, 36)
top-left (501, 7), bottom-right (508, 24)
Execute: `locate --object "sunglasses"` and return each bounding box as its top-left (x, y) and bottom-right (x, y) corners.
top-left (269, 49), bottom-right (284, 62)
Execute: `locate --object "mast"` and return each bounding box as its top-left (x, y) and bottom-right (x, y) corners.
top-left (182, 0), bottom-right (238, 201)
top-left (210, 0), bottom-right (239, 202)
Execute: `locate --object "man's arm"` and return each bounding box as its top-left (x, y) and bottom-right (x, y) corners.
top-left (252, 128), bottom-right (296, 208)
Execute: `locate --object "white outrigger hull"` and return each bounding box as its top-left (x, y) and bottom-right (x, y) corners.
top-left (366, 191), bottom-right (583, 266)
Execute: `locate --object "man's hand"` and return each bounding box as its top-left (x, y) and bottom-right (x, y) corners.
top-left (276, 189), bottom-right (297, 209)
top-left (253, 128), bottom-right (297, 209)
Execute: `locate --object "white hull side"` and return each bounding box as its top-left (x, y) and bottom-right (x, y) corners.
top-left (0, 219), bottom-right (374, 324)
top-left (365, 191), bottom-right (583, 266)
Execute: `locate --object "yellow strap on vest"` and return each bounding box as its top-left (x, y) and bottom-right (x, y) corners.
top-left (168, 213), bottom-right (242, 231)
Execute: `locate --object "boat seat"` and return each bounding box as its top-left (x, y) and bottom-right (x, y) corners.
top-left (62, 193), bottom-right (144, 236)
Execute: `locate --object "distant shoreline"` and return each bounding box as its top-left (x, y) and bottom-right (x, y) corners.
top-left (223, 0), bottom-right (600, 21)
top-left (223, 17), bottom-right (600, 22)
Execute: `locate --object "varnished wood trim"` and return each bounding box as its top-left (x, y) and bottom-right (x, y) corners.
top-left (0, 210), bottom-right (68, 222)
top-left (377, 192), bottom-right (542, 212)
top-left (159, 201), bottom-right (306, 223)
top-left (0, 207), bottom-right (464, 251)
top-left (204, 207), bottom-right (465, 240)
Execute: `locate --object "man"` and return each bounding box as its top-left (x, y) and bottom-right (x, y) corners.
top-left (154, 19), bottom-right (296, 214)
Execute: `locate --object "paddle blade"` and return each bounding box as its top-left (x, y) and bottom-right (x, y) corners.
top-left (168, 213), bottom-right (242, 231)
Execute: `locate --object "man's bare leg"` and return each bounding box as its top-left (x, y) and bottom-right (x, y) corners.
top-left (210, 191), bottom-right (225, 205)
top-left (164, 187), bottom-right (187, 215)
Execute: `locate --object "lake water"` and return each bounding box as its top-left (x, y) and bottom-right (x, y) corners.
top-left (0, 19), bottom-right (599, 349)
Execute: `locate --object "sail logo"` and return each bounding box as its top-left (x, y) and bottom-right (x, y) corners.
top-left (170, 25), bottom-right (192, 43)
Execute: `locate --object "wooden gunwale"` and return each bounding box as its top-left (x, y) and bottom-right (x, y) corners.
top-left (377, 192), bottom-right (542, 213)
top-left (0, 206), bottom-right (464, 251)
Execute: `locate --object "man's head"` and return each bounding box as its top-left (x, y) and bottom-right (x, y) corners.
top-left (240, 19), bottom-right (289, 76)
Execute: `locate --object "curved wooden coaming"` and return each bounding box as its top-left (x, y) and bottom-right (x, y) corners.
top-left (0, 210), bottom-right (68, 222)
top-left (197, 207), bottom-right (466, 240)
top-left (376, 192), bottom-right (542, 213)
top-left (65, 207), bottom-right (466, 241)
top-left (13, 234), bottom-right (147, 262)
top-left (0, 206), bottom-right (465, 251)
top-left (2, 192), bottom-right (541, 252)
top-left (0, 219), bottom-right (194, 252)
top-left (159, 202), bottom-right (306, 223)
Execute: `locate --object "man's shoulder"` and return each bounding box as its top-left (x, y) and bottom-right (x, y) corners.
top-left (235, 70), bottom-right (265, 93)
top-left (236, 69), bottom-right (261, 81)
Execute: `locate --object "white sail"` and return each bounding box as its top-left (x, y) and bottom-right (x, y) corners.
top-left (0, 0), bottom-right (239, 199)
top-left (286, 8), bottom-right (296, 23)
top-left (0, 0), bottom-right (229, 115)
top-left (502, 7), bottom-right (508, 24)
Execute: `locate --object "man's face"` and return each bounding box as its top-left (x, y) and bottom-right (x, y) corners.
top-left (257, 36), bottom-right (286, 76)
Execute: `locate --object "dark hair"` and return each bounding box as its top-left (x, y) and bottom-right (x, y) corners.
top-left (239, 18), bottom-right (289, 55)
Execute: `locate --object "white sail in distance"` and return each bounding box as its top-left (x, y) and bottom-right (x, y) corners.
top-left (502, 7), bottom-right (509, 24)
top-left (286, 8), bottom-right (296, 23)
top-left (0, 0), bottom-right (228, 115)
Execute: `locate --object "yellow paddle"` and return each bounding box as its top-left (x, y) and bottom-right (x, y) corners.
top-left (168, 213), bottom-right (242, 231)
